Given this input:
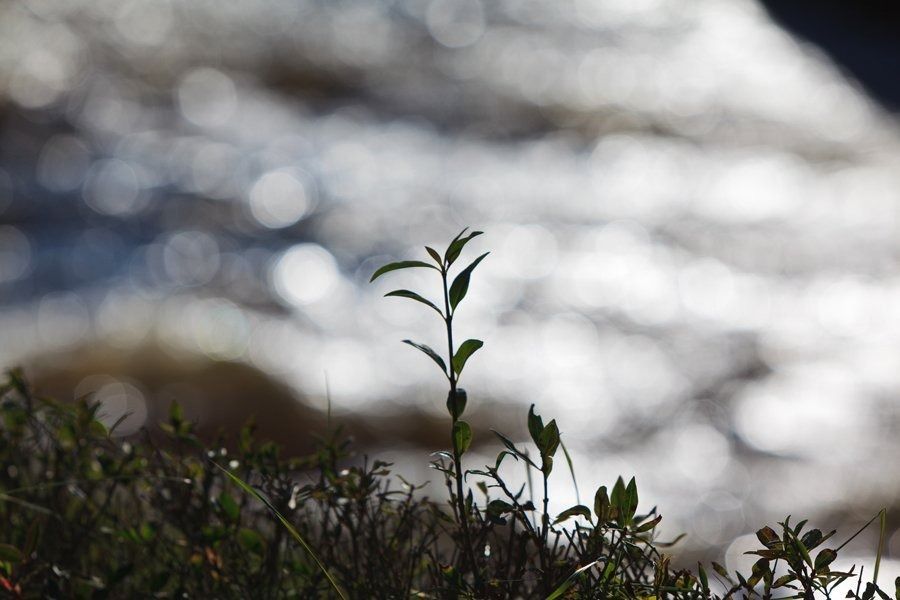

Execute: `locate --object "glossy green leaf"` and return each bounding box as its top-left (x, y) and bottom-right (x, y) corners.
top-left (448, 252), bottom-right (489, 312)
top-left (444, 228), bottom-right (483, 267)
top-left (401, 340), bottom-right (448, 377)
top-left (369, 260), bottom-right (437, 282)
top-left (453, 420), bottom-right (472, 454)
top-left (446, 388), bottom-right (467, 420)
top-left (384, 289), bottom-right (442, 315)
top-left (452, 339), bottom-right (483, 377)
top-left (554, 504), bottom-right (592, 525)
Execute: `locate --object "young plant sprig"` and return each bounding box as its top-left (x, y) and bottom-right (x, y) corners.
top-left (370, 227), bottom-right (489, 591)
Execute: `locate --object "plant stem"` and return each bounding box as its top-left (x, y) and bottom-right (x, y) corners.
top-left (441, 265), bottom-right (481, 591)
top-left (541, 469), bottom-right (550, 594)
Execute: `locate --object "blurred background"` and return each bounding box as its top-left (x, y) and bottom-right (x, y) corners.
top-left (2, 0), bottom-right (900, 578)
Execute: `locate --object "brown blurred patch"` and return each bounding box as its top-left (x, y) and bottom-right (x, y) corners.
top-left (23, 343), bottom-right (514, 457)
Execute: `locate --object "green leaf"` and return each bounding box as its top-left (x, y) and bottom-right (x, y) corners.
top-left (446, 388), bottom-right (467, 420)
top-left (772, 573), bottom-right (796, 588)
top-left (425, 246), bottom-right (443, 266)
top-left (491, 430), bottom-right (537, 468)
top-left (238, 528), bottom-right (266, 555)
top-left (711, 562), bottom-right (733, 583)
top-left (448, 252), bottom-right (489, 312)
top-left (756, 526), bottom-right (780, 548)
top-left (0, 543), bottom-right (22, 563)
top-left (594, 486), bottom-right (610, 522)
top-left (814, 548), bottom-right (837, 571)
top-left (452, 339), bottom-right (483, 376)
top-left (385, 289), bottom-right (442, 315)
top-left (369, 260), bottom-right (437, 282)
top-left (801, 528), bottom-right (823, 550)
top-left (610, 477), bottom-right (626, 514)
top-left (698, 563), bottom-right (709, 594)
top-left (634, 514), bottom-right (662, 533)
top-left (527, 404), bottom-right (544, 446)
top-left (444, 228), bottom-right (483, 267)
top-left (453, 420), bottom-right (472, 454)
top-left (624, 476), bottom-right (639, 522)
top-left (538, 420), bottom-right (560, 458)
top-left (487, 499), bottom-right (514, 516)
top-left (401, 340), bottom-right (448, 377)
top-left (554, 504), bottom-right (592, 525)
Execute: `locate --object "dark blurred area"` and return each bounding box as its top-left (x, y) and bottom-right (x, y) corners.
top-left (1, 0), bottom-right (900, 581)
top-left (761, 0), bottom-right (900, 111)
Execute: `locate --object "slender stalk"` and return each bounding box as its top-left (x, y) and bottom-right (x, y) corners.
top-left (541, 470), bottom-right (550, 593)
top-left (441, 264), bottom-right (481, 591)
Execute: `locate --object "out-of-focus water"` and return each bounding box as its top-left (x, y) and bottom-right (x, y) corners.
top-left (2, 0), bottom-right (899, 568)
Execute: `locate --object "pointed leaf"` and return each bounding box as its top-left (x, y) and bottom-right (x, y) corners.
top-left (444, 229), bottom-right (483, 267)
top-left (555, 505), bottom-right (592, 525)
top-left (538, 420), bottom-right (561, 458)
top-left (453, 420), bottom-right (472, 454)
top-left (425, 246), bottom-right (443, 266)
top-left (402, 340), bottom-right (448, 377)
top-left (594, 486), bottom-right (610, 522)
top-left (527, 404), bottom-right (544, 446)
top-left (698, 563), bottom-right (709, 593)
top-left (486, 499), bottom-right (513, 524)
top-left (610, 476), bottom-right (626, 512)
top-left (625, 476), bottom-right (639, 521)
top-left (370, 260), bottom-right (437, 282)
top-left (487, 499), bottom-right (514, 515)
top-left (492, 430), bottom-right (537, 468)
top-left (757, 526), bottom-right (780, 548)
top-left (634, 514), bottom-right (662, 533)
top-left (384, 289), bottom-right (442, 315)
top-left (814, 548), bottom-right (837, 571)
top-left (452, 339), bottom-right (483, 377)
top-left (448, 252), bottom-right (489, 311)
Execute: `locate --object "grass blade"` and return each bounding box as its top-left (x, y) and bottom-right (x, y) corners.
top-left (546, 560), bottom-right (599, 600)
